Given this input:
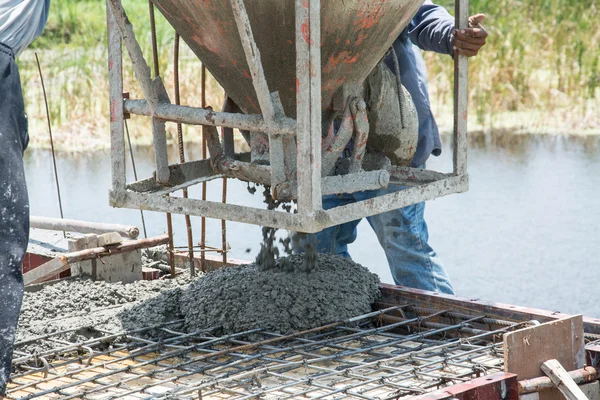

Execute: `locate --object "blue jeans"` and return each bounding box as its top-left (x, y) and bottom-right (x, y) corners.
top-left (300, 184), bottom-right (454, 294)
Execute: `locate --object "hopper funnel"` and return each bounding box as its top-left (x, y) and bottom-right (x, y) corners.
top-left (152, 0), bottom-right (425, 117)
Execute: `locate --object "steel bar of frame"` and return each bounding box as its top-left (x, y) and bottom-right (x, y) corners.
top-left (106, 0), bottom-right (170, 183)
top-left (112, 190), bottom-right (310, 231)
top-left (113, 175), bottom-right (465, 233)
top-left (326, 175), bottom-right (468, 229)
top-left (107, 2), bottom-right (125, 192)
top-left (453, 0), bottom-right (469, 176)
top-left (229, 0), bottom-right (275, 125)
top-left (123, 99), bottom-right (296, 134)
top-left (389, 166), bottom-right (454, 186)
top-left (274, 170), bottom-right (390, 202)
top-left (295, 0), bottom-right (322, 214)
top-left (268, 92), bottom-right (288, 187)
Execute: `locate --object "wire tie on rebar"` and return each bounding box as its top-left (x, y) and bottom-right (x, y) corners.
top-left (81, 345), bottom-right (95, 366)
top-left (38, 356), bottom-right (49, 378)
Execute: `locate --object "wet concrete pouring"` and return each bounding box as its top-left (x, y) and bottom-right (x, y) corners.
top-left (18, 186), bottom-right (381, 354)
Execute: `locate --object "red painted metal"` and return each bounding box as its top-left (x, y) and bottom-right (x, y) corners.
top-left (412, 372), bottom-right (519, 400)
top-left (379, 284), bottom-right (600, 335)
top-left (151, 0), bottom-right (424, 117)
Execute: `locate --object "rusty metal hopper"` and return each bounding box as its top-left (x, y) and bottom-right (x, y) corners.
top-left (152, 0), bottom-right (424, 117)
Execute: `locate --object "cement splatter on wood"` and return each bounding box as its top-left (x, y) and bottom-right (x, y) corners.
top-left (181, 254), bottom-right (381, 335)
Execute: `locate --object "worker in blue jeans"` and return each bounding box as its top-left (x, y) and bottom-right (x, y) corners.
top-left (301, 3), bottom-right (488, 295)
top-left (0, 1), bottom-right (50, 397)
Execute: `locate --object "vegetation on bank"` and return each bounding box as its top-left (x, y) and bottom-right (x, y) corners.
top-left (19, 0), bottom-right (600, 150)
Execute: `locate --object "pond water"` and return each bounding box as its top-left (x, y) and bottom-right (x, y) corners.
top-left (24, 134), bottom-right (600, 317)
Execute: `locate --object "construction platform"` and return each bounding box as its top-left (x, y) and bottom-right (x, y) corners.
top-left (7, 286), bottom-right (600, 400)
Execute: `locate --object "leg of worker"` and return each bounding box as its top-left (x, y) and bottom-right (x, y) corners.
top-left (293, 194), bottom-right (361, 258)
top-left (0, 45), bottom-right (30, 395)
top-left (359, 185), bottom-right (454, 294)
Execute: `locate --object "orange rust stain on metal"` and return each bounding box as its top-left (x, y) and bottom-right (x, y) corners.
top-left (323, 52), bottom-right (359, 74)
top-left (245, 96), bottom-right (260, 113)
top-left (354, 10), bottom-right (380, 30)
top-left (322, 76), bottom-right (347, 94)
top-left (356, 31), bottom-right (369, 46)
top-left (301, 23), bottom-right (312, 45)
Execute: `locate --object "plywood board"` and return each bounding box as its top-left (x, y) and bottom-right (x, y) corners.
top-left (504, 315), bottom-right (585, 400)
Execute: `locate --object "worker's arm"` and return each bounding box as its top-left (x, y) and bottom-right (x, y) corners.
top-left (408, 1), bottom-right (488, 57)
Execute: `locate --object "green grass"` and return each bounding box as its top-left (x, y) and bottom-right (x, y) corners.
top-left (19, 0), bottom-right (600, 150)
top-left (428, 0), bottom-right (600, 130)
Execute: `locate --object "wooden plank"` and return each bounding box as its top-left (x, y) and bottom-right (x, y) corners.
top-left (378, 284), bottom-right (600, 335)
top-left (541, 359), bottom-right (589, 400)
top-left (504, 315), bottom-right (585, 400)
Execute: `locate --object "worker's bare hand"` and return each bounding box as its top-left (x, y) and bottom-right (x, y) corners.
top-left (452, 14), bottom-right (488, 57)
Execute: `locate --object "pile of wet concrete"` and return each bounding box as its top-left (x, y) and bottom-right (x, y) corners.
top-left (18, 253), bottom-right (380, 350)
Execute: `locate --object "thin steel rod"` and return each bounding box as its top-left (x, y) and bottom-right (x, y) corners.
top-left (148, 0), bottom-right (159, 78)
top-left (221, 177), bottom-right (227, 265)
top-left (200, 64), bottom-right (207, 272)
top-left (174, 32), bottom-right (195, 277)
top-left (35, 53), bottom-right (65, 238)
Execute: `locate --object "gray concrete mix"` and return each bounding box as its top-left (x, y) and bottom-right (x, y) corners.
top-left (17, 253), bottom-right (380, 352)
top-left (182, 253), bottom-right (380, 335)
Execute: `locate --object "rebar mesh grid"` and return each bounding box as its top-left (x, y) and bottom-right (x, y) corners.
top-left (9, 306), bottom-right (532, 400)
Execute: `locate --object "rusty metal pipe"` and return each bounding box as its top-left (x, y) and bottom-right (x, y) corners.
top-left (519, 366), bottom-right (599, 394)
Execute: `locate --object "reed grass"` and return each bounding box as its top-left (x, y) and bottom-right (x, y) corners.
top-left (19, 0), bottom-right (600, 151)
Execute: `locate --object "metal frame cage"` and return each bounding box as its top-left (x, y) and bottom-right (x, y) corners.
top-left (107, 0), bottom-right (470, 233)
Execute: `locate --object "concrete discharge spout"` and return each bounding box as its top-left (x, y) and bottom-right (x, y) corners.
top-left (151, 0), bottom-right (425, 117)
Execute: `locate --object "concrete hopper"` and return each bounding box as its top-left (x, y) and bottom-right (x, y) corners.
top-left (152, 0), bottom-right (425, 117)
